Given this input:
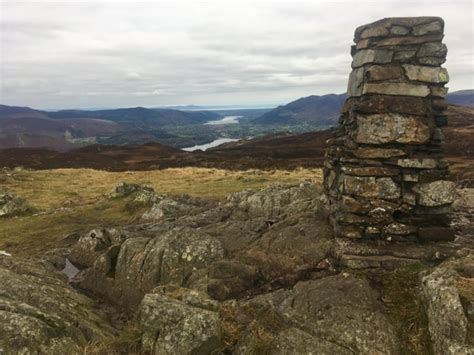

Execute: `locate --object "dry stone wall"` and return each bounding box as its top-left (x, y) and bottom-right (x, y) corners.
top-left (323, 17), bottom-right (456, 246)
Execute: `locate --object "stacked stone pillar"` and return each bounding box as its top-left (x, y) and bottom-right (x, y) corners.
top-left (323, 17), bottom-right (456, 254)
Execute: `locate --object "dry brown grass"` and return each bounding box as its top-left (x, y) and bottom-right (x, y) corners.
top-left (0, 167), bottom-right (322, 257)
top-left (449, 157), bottom-right (474, 187)
top-left (366, 265), bottom-right (433, 355)
top-left (82, 322), bottom-right (143, 355)
top-left (1, 167), bottom-right (322, 210)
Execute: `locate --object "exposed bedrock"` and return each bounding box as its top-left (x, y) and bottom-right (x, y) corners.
top-left (66, 181), bottom-right (474, 354)
top-left (0, 256), bottom-right (115, 354)
top-left (69, 182), bottom-right (334, 309)
top-left (420, 251), bottom-right (474, 354)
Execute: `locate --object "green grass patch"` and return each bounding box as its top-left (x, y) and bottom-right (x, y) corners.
top-left (0, 197), bottom-right (147, 257)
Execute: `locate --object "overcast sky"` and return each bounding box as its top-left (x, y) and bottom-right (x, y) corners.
top-left (1, 0), bottom-right (473, 109)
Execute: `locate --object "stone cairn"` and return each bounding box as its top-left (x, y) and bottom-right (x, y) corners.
top-left (323, 17), bottom-right (457, 264)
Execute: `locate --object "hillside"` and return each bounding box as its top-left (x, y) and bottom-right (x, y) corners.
top-left (1, 104), bottom-right (472, 185)
top-left (1, 90), bottom-right (471, 151)
top-left (252, 93), bottom-right (346, 126)
top-left (46, 107), bottom-right (221, 128)
top-left (0, 133), bottom-right (77, 151)
top-left (0, 105), bottom-right (51, 120)
top-left (447, 89), bottom-right (474, 106)
top-left (250, 90), bottom-right (473, 126)
top-left (0, 104), bottom-right (223, 150)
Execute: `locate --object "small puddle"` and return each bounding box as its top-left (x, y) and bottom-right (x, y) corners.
top-left (62, 258), bottom-right (80, 281)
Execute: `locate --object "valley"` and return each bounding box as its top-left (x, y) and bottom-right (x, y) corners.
top-left (1, 90), bottom-right (472, 154)
top-left (1, 104), bottom-right (472, 186)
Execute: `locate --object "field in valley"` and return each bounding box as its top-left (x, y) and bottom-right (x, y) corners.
top-left (0, 167), bottom-right (322, 256)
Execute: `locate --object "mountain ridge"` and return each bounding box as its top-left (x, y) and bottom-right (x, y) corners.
top-left (252, 89), bottom-right (474, 126)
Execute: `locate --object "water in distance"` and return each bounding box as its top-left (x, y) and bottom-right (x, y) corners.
top-left (204, 115), bottom-right (242, 125)
top-left (182, 138), bottom-right (239, 151)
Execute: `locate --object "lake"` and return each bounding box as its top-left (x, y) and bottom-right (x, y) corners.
top-left (204, 115), bottom-right (242, 125)
top-left (182, 138), bottom-right (239, 151)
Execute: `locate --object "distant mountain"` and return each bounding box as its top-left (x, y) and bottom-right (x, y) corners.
top-left (2, 104), bottom-right (472, 174)
top-left (0, 104), bottom-right (221, 150)
top-left (252, 94), bottom-right (346, 126)
top-left (0, 105), bottom-right (121, 151)
top-left (253, 90), bottom-right (474, 126)
top-left (47, 107), bottom-right (221, 129)
top-left (0, 104), bottom-right (50, 120)
top-left (447, 90), bottom-right (474, 106)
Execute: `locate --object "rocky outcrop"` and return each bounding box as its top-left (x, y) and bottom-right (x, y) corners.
top-left (139, 286), bottom-right (221, 354)
top-left (108, 182), bottom-right (159, 203)
top-left (0, 192), bottom-right (31, 217)
top-left (324, 17), bottom-right (456, 264)
top-left (70, 182), bottom-right (333, 309)
top-left (420, 251), bottom-right (474, 354)
top-left (72, 226), bottom-right (225, 308)
top-left (65, 183), bottom-right (474, 354)
top-left (142, 194), bottom-right (215, 222)
top-left (233, 274), bottom-right (398, 354)
top-left (0, 255), bottom-right (115, 354)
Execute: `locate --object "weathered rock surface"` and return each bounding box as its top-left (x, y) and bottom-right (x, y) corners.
top-left (343, 175), bottom-right (400, 200)
top-left (354, 113), bottom-right (430, 144)
top-left (0, 192), bottom-right (31, 217)
top-left (354, 17), bottom-right (444, 41)
top-left (236, 275), bottom-right (399, 354)
top-left (351, 49), bottom-right (393, 68)
top-left (0, 256), bottom-right (115, 354)
top-left (142, 194), bottom-right (215, 221)
top-left (108, 182), bottom-right (158, 203)
top-left (352, 147), bottom-right (406, 159)
top-left (71, 182), bottom-right (333, 308)
top-left (420, 252), bottom-right (474, 354)
top-left (139, 286), bottom-right (221, 355)
top-left (73, 226), bottom-right (225, 308)
top-left (366, 64), bottom-right (404, 81)
top-left (347, 67), bottom-right (364, 96)
top-left (414, 180), bottom-right (457, 206)
top-left (403, 64), bottom-right (449, 83)
top-left (362, 82), bottom-right (430, 97)
top-left (63, 184), bottom-right (474, 353)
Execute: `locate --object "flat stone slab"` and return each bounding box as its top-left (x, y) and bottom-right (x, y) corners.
top-left (352, 49), bottom-right (393, 68)
top-left (403, 64), bottom-right (449, 83)
top-left (352, 148), bottom-right (407, 159)
top-left (397, 158), bottom-right (438, 169)
top-left (343, 175), bottom-right (400, 200)
top-left (354, 113), bottom-right (430, 144)
top-left (363, 83), bottom-right (430, 97)
top-left (354, 17), bottom-right (444, 41)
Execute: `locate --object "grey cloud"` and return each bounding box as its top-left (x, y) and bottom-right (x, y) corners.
top-left (0, 0), bottom-right (472, 109)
